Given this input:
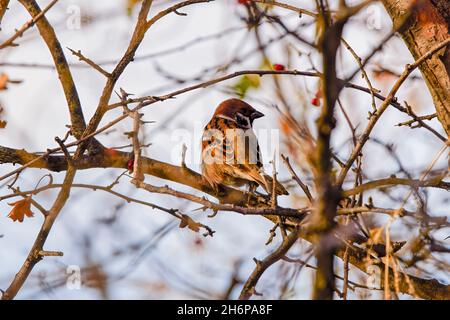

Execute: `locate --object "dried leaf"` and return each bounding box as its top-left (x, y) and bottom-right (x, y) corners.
top-left (179, 214), bottom-right (201, 232)
top-left (0, 73), bottom-right (8, 90)
top-left (279, 117), bottom-right (292, 135)
top-left (0, 106), bottom-right (6, 129)
top-left (7, 196), bottom-right (34, 222)
top-left (104, 148), bottom-right (119, 157)
top-left (372, 66), bottom-right (397, 82)
top-left (124, 131), bottom-right (135, 139)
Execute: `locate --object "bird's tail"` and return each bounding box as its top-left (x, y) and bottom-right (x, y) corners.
top-left (261, 174), bottom-right (289, 196)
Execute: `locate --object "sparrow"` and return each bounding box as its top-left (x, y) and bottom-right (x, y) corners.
top-left (201, 98), bottom-right (288, 196)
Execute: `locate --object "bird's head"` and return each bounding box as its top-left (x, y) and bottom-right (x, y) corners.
top-left (213, 98), bottom-right (264, 129)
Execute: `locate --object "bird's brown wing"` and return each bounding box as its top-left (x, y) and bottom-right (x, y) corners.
top-left (202, 117), bottom-right (288, 195)
top-left (228, 129), bottom-right (288, 195)
top-left (223, 127), bottom-right (268, 187)
top-left (202, 118), bottom-right (234, 165)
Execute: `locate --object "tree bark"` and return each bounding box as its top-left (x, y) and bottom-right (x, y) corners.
top-left (0, 0), bottom-right (9, 25)
top-left (382, 0), bottom-right (450, 136)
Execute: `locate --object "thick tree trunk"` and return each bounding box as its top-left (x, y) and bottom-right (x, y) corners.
top-left (382, 0), bottom-right (450, 136)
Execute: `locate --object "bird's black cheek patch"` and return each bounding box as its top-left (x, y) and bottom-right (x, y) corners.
top-left (236, 113), bottom-right (250, 128)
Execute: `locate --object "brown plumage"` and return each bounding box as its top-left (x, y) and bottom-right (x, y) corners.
top-left (201, 98), bottom-right (288, 196)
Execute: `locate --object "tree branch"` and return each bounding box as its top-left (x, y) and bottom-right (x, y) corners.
top-left (18, 0), bottom-right (87, 139)
top-left (310, 2), bottom-right (346, 300)
top-left (0, 0), bottom-right (9, 25)
top-left (1, 145), bottom-right (448, 299)
top-left (382, 0), bottom-right (450, 136)
top-left (1, 166), bottom-right (76, 300)
top-left (342, 176), bottom-right (449, 196)
top-left (337, 37), bottom-right (450, 186)
top-left (239, 229), bottom-right (299, 300)
top-left (0, 0), bottom-right (58, 49)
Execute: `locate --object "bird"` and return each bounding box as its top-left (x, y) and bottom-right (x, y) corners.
top-left (201, 98), bottom-right (288, 196)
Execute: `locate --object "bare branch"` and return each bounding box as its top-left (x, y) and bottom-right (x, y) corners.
top-left (17, 0), bottom-right (87, 139)
top-left (0, 0), bottom-right (9, 24)
top-left (1, 166), bottom-right (76, 300)
top-left (0, 0), bottom-right (58, 49)
top-left (239, 229), bottom-right (299, 300)
top-left (67, 47), bottom-right (111, 77)
top-left (337, 37), bottom-right (450, 186)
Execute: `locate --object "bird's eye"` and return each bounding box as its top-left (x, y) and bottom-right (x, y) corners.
top-left (235, 113), bottom-right (250, 128)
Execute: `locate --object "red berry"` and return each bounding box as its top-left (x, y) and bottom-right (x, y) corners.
top-left (311, 89), bottom-right (322, 106)
top-left (127, 158), bottom-right (134, 173)
top-left (273, 64), bottom-right (285, 71)
top-left (237, 0), bottom-right (251, 4)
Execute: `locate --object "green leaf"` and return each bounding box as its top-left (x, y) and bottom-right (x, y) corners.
top-left (126, 0), bottom-right (142, 16)
top-left (233, 75), bottom-right (261, 98)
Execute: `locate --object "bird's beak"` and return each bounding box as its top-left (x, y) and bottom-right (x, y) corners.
top-left (251, 110), bottom-right (264, 120)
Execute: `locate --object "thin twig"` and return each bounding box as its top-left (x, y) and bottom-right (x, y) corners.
top-left (281, 155), bottom-right (313, 204)
top-left (239, 229), bottom-right (299, 300)
top-left (0, 0), bottom-right (58, 49)
top-left (337, 37), bottom-right (450, 186)
top-left (67, 47), bottom-right (111, 77)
